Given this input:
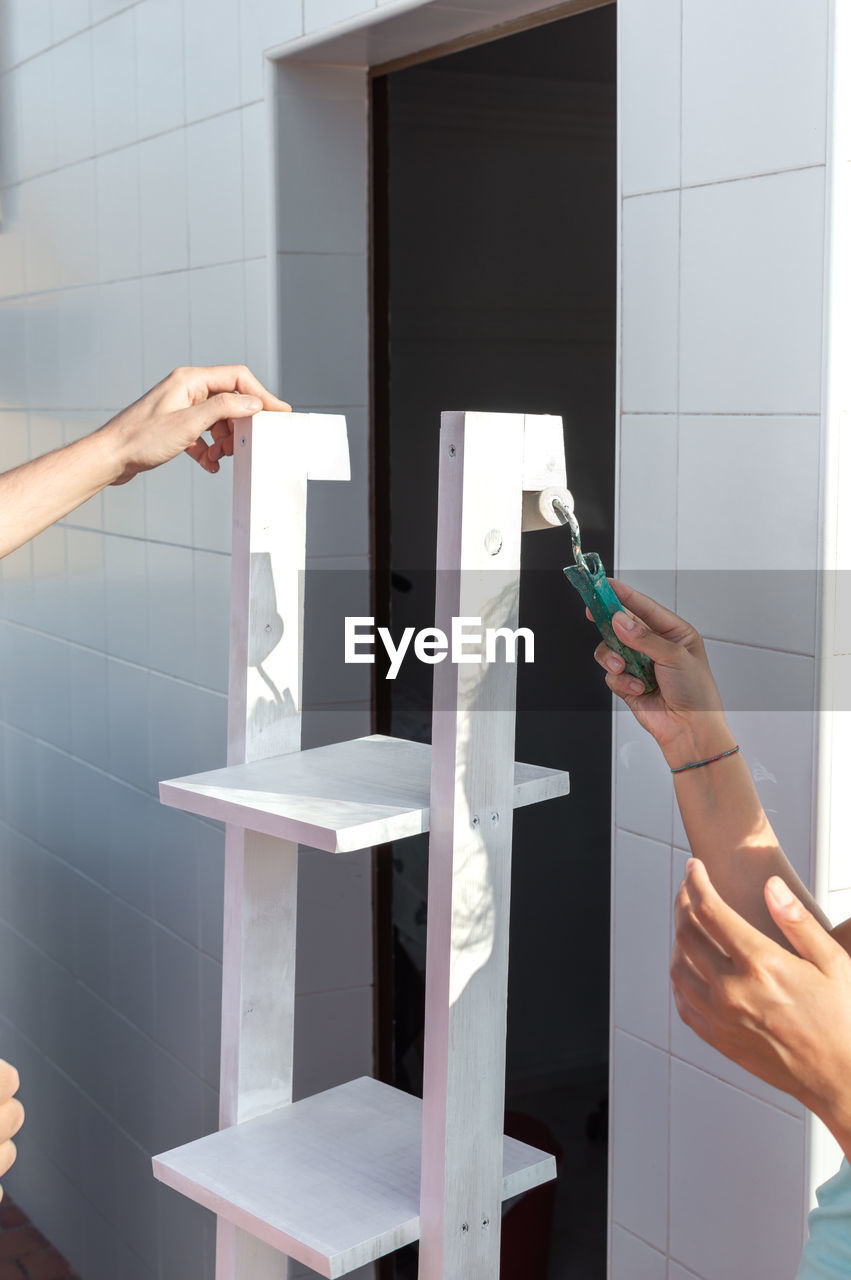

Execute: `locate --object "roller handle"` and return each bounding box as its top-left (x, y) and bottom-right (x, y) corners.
top-left (564, 554), bottom-right (657, 693)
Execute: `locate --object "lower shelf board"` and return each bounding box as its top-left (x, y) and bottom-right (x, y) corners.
top-left (152, 1076), bottom-right (557, 1278)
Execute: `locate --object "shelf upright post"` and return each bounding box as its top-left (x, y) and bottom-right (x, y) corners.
top-left (215, 411), bottom-right (349, 1280)
top-left (418, 412), bottom-right (567, 1280)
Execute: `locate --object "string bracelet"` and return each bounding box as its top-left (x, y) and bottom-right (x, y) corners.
top-left (670, 745), bottom-right (740, 775)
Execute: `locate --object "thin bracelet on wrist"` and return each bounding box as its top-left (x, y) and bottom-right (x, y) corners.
top-left (670, 745), bottom-right (740, 775)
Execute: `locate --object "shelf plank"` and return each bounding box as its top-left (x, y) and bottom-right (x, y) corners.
top-left (152, 1076), bottom-right (557, 1279)
top-left (159, 734), bottom-right (569, 853)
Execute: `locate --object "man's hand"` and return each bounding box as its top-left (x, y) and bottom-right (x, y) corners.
top-left (671, 859), bottom-right (851, 1152)
top-left (0, 1060), bottom-right (23, 1200)
top-left (102, 365), bottom-right (291, 484)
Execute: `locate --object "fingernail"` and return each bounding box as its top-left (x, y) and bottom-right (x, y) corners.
top-left (766, 877), bottom-right (795, 908)
top-left (240, 395), bottom-right (263, 410)
top-left (605, 654), bottom-right (624, 673)
top-left (627, 678), bottom-right (644, 695)
top-left (615, 610), bottom-right (636, 632)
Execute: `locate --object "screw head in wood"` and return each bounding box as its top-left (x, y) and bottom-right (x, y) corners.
top-left (481, 1217), bottom-right (490, 1229)
top-left (448, 443), bottom-right (456, 457)
top-left (471, 814), bottom-right (480, 828)
top-left (491, 811), bottom-right (499, 825)
top-left (461, 1223), bottom-right (469, 1234)
top-left (265, 623), bottom-right (272, 633)
top-left (484, 528), bottom-right (503, 556)
top-left (240, 436), bottom-right (247, 446)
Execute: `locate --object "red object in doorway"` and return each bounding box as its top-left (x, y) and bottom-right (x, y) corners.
top-left (500, 1113), bottom-right (563, 1279)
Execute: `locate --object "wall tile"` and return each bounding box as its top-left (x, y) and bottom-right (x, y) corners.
top-left (241, 102), bottom-right (267, 261)
top-left (26, 293), bottom-right (63, 409)
top-left (95, 278), bottom-right (144, 408)
top-left (51, 0), bottom-right (91, 44)
top-left (611, 1030), bottom-right (669, 1251)
top-left (611, 1225), bottom-right (666, 1280)
top-left (186, 111), bottom-right (244, 268)
top-left (152, 805), bottom-right (201, 945)
top-left (621, 192), bottom-right (679, 413)
top-left (143, 452), bottom-right (194, 548)
top-left (22, 172), bottom-right (60, 293)
top-left (15, 53), bottom-right (57, 179)
top-left (189, 262), bottom-right (246, 367)
top-left (676, 415), bottom-right (820, 653)
top-left (51, 29), bottom-right (94, 167)
top-left (240, 0), bottom-right (302, 104)
top-left (91, 9), bottom-right (138, 153)
top-left (139, 130), bottom-right (189, 275)
top-left (183, 0), bottom-right (241, 123)
top-left (278, 252), bottom-right (368, 406)
top-left (107, 658), bottom-right (151, 789)
top-left (135, 0), bottom-right (185, 138)
top-left (149, 673), bottom-right (227, 781)
top-left (682, 0), bottom-right (828, 186)
top-left (244, 256), bottom-right (271, 388)
top-left (614, 704), bottom-right (674, 845)
top-left (276, 89), bottom-right (369, 254)
top-left (56, 159), bottom-right (98, 289)
top-left (619, 0), bottom-right (680, 196)
top-left (69, 645), bottom-right (109, 770)
top-left (103, 534), bottom-right (148, 663)
top-left (6, 0), bottom-right (52, 67)
top-left (669, 1061), bottom-right (805, 1279)
top-left (96, 145), bottom-right (140, 282)
top-left (613, 830), bottom-right (671, 1049)
top-left (154, 926), bottom-right (202, 1074)
top-left (680, 168), bottom-right (825, 414)
top-left (0, 185), bottom-right (26, 298)
top-left (617, 413), bottom-right (677, 593)
top-left (0, 299), bottom-right (29, 409)
top-left (192, 461), bottom-right (232, 554)
top-left (147, 540), bottom-right (196, 682)
top-left (193, 548), bottom-right (230, 693)
top-left (141, 270), bottom-right (191, 389)
top-left (65, 527), bottom-right (106, 647)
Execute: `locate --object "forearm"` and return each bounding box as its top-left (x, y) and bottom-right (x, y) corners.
top-left (667, 718), bottom-right (830, 943)
top-left (0, 427), bottom-right (121, 558)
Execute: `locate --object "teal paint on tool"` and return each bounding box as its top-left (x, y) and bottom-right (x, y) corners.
top-left (554, 496), bottom-right (656, 693)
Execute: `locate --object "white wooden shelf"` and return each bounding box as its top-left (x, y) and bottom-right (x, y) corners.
top-left (153, 1076), bottom-right (557, 1279)
top-left (159, 734), bottom-right (570, 853)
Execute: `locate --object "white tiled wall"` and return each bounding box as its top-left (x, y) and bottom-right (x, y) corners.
top-left (0, 2), bottom-right (373, 1278)
top-left (612, 1), bottom-right (835, 1277)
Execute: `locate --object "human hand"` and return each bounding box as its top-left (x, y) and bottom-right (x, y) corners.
top-left (590, 581), bottom-right (733, 768)
top-left (0, 1060), bottom-right (24, 1200)
top-left (101, 365), bottom-right (291, 484)
top-left (671, 859), bottom-right (851, 1148)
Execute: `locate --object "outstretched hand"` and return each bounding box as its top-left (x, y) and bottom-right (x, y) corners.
top-left (671, 859), bottom-right (851, 1148)
top-left (103, 365), bottom-right (291, 484)
top-left (589, 581), bottom-right (733, 767)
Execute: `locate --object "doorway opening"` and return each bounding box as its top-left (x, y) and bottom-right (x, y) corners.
top-left (372, 6), bottom-right (616, 1274)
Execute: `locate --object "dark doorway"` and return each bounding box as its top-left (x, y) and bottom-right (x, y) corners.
top-left (372, 7), bottom-right (616, 1274)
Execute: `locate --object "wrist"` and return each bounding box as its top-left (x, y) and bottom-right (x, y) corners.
top-left (660, 715), bottom-right (737, 772)
top-left (93, 418), bottom-right (137, 486)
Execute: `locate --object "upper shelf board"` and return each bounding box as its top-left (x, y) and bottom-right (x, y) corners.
top-left (152, 1076), bottom-right (557, 1278)
top-left (159, 734), bottom-right (569, 853)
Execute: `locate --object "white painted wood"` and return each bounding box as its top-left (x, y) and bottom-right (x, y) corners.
top-left (419, 412), bottom-right (567, 1280)
top-left (153, 1077), bottom-right (556, 1280)
top-left (160, 734), bottom-right (570, 853)
top-left (216, 413), bottom-right (350, 1279)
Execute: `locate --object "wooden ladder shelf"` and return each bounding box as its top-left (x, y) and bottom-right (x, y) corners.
top-left (152, 411), bottom-right (571, 1280)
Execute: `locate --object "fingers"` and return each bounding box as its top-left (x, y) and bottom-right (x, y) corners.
top-left (187, 392), bottom-right (265, 435)
top-left (0, 1061), bottom-right (19, 1103)
top-left (764, 877), bottom-right (844, 973)
top-left (0, 1098), bottom-right (24, 1145)
top-left (682, 859), bottom-right (766, 967)
top-left (610, 608), bottom-right (686, 668)
top-left (184, 437), bottom-right (220, 475)
top-left (184, 365), bottom-right (291, 412)
top-left (608, 580), bottom-right (695, 644)
top-left (0, 1139), bottom-right (17, 1179)
top-left (592, 642), bottom-right (648, 698)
